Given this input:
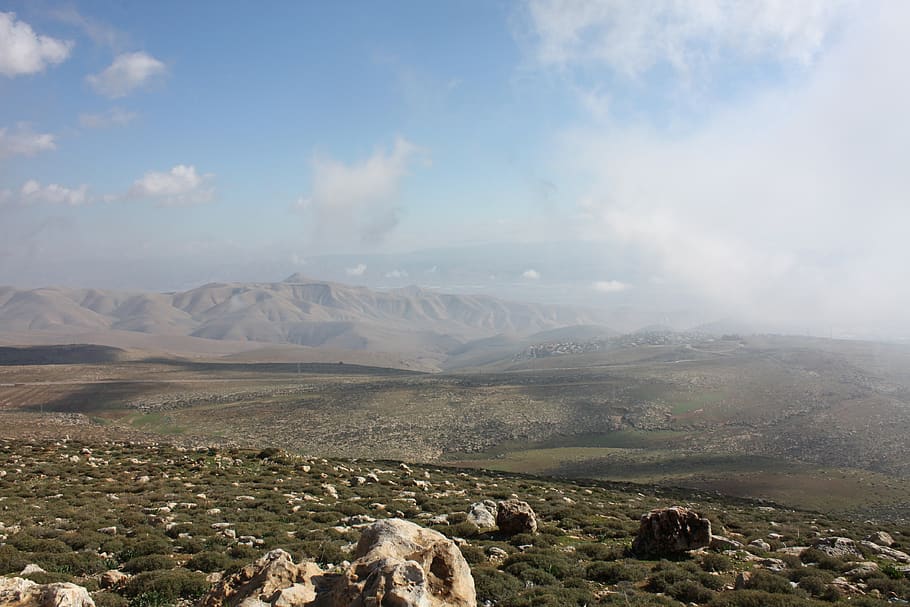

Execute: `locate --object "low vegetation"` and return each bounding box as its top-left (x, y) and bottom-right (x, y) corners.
top-left (2, 439), bottom-right (909, 606)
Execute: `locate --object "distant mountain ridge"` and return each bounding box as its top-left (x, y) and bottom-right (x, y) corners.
top-left (0, 275), bottom-right (614, 360)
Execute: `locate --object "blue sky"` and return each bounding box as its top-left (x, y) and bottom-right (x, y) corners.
top-left (2, 1), bottom-right (909, 336)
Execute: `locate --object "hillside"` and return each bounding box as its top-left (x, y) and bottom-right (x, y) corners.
top-left (2, 439), bottom-right (910, 607)
top-left (0, 277), bottom-right (613, 370)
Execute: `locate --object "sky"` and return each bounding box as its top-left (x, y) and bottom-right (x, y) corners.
top-left (1, 1), bottom-right (909, 337)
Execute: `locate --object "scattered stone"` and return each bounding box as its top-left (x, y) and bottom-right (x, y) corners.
top-left (200, 549), bottom-right (326, 607)
top-left (0, 577), bottom-right (95, 607)
top-left (867, 531), bottom-right (895, 547)
top-left (100, 570), bottom-right (129, 589)
top-left (466, 501), bottom-right (497, 529)
top-left (812, 537), bottom-right (862, 559)
top-left (710, 535), bottom-right (743, 551)
top-left (496, 499), bottom-right (538, 535)
top-left (859, 540), bottom-right (910, 563)
top-left (749, 539), bottom-right (771, 552)
top-left (331, 518), bottom-right (476, 607)
top-left (632, 506), bottom-right (712, 558)
top-left (20, 564), bottom-right (46, 576)
top-left (97, 526), bottom-right (117, 535)
top-left (846, 562), bottom-right (880, 579)
top-left (734, 571), bottom-right (752, 590)
top-left (201, 519), bottom-right (477, 607)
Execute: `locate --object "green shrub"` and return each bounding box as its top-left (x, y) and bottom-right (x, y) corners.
top-left (0, 544), bottom-right (27, 574)
top-left (23, 571), bottom-right (75, 584)
top-left (709, 590), bottom-right (818, 607)
top-left (472, 566), bottom-right (523, 604)
top-left (701, 552), bottom-right (733, 572)
top-left (120, 539), bottom-right (171, 561)
top-left (92, 592), bottom-right (129, 607)
top-left (186, 551), bottom-right (231, 573)
top-left (122, 554), bottom-right (174, 573)
top-left (124, 568), bottom-right (209, 601)
top-left (459, 544), bottom-right (486, 565)
top-left (586, 561), bottom-right (648, 584)
top-left (746, 570), bottom-right (797, 594)
top-left (667, 579), bottom-right (715, 603)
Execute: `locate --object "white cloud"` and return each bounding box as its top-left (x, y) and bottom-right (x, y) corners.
top-left (0, 125), bottom-right (56, 159)
top-left (563, 2), bottom-right (910, 334)
top-left (128, 164), bottom-right (214, 206)
top-left (79, 107), bottom-right (137, 128)
top-left (385, 269), bottom-right (408, 278)
top-left (522, 269), bottom-right (541, 280)
top-left (592, 280), bottom-right (628, 293)
top-left (345, 263), bottom-right (367, 277)
top-left (0, 12), bottom-right (73, 77)
top-left (0, 180), bottom-right (90, 207)
top-left (522, 0), bottom-right (853, 76)
top-left (296, 137), bottom-right (425, 244)
top-left (19, 180), bottom-right (90, 206)
top-left (87, 51), bottom-right (166, 98)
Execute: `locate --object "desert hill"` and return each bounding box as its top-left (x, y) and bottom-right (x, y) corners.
top-left (0, 276), bottom-right (615, 370)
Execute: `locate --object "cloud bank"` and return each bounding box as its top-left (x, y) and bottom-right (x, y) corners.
top-left (546, 2), bottom-right (910, 334)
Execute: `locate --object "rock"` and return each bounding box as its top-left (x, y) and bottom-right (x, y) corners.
top-left (200, 549), bottom-right (327, 607)
top-left (734, 571), bottom-right (752, 590)
top-left (749, 539), bottom-right (771, 552)
top-left (496, 499), bottom-right (538, 535)
top-left (97, 526), bottom-right (117, 535)
top-left (776, 546), bottom-right (809, 556)
top-left (466, 501), bottom-right (498, 529)
top-left (100, 570), bottom-right (129, 589)
top-left (20, 564), bottom-right (46, 576)
top-left (867, 531), bottom-right (894, 547)
top-left (631, 506), bottom-right (712, 558)
top-left (846, 562), bottom-right (880, 579)
top-left (859, 540), bottom-right (910, 563)
top-left (486, 546), bottom-right (509, 561)
top-left (710, 535), bottom-right (743, 551)
top-left (202, 520), bottom-right (476, 607)
top-left (812, 537), bottom-right (862, 559)
top-left (331, 518), bottom-right (476, 607)
top-left (0, 577), bottom-right (95, 607)
top-left (756, 558), bottom-right (787, 572)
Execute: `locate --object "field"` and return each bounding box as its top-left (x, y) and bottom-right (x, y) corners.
top-left (1, 334), bottom-right (910, 518)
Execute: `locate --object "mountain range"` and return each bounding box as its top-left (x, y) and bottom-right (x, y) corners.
top-left (0, 274), bottom-right (617, 369)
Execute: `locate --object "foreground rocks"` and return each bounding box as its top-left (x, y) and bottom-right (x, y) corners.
top-left (332, 518), bottom-right (476, 607)
top-left (0, 577), bottom-right (95, 607)
top-left (495, 499), bottom-right (538, 535)
top-left (201, 518), bottom-right (476, 607)
top-left (631, 506), bottom-right (712, 557)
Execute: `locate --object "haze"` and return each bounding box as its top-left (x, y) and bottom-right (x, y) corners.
top-left (2, 1), bottom-right (908, 339)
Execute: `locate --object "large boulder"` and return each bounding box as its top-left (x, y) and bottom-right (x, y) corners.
top-left (466, 501), bottom-right (498, 529)
top-left (200, 549), bottom-right (327, 607)
top-left (199, 520), bottom-right (477, 607)
top-left (631, 506), bottom-right (712, 557)
top-left (331, 518), bottom-right (476, 607)
top-left (812, 537), bottom-right (862, 559)
top-left (496, 499), bottom-right (538, 535)
top-left (0, 577), bottom-right (95, 607)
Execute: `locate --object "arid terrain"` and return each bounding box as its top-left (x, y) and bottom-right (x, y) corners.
top-left (2, 332), bottom-right (909, 520)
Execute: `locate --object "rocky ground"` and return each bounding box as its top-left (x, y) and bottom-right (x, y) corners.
top-left (2, 439), bottom-right (910, 606)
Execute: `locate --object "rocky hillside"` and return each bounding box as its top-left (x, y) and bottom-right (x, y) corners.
top-left (2, 439), bottom-right (909, 607)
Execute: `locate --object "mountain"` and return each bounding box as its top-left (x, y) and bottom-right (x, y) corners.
top-left (0, 275), bottom-right (614, 368)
